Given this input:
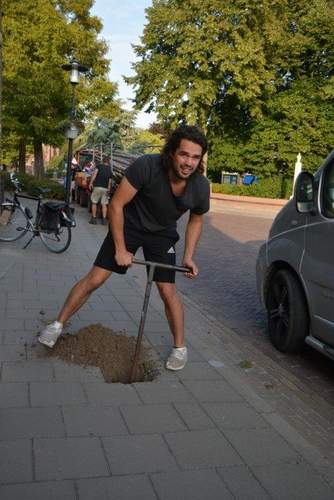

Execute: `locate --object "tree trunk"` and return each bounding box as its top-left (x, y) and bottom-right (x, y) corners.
top-left (18, 139), bottom-right (26, 173)
top-left (33, 141), bottom-right (44, 179)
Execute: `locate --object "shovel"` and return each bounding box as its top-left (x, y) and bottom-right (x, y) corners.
top-left (129, 258), bottom-right (191, 383)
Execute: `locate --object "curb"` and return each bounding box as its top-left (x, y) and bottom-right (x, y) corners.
top-left (210, 192), bottom-right (288, 207)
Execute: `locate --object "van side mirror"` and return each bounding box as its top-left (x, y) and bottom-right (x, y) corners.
top-left (295, 172), bottom-right (315, 213)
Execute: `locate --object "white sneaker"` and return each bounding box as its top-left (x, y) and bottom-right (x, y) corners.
top-left (166, 347), bottom-right (188, 371)
top-left (38, 321), bottom-right (63, 348)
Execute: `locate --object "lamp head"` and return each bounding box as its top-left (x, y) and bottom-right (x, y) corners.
top-left (65, 123), bottom-right (80, 139)
top-left (62, 60), bottom-right (89, 85)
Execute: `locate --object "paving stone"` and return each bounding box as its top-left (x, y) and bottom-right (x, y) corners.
top-left (63, 406), bottom-right (128, 436)
top-left (34, 437), bottom-right (109, 480)
top-left (77, 310), bottom-right (115, 322)
top-left (134, 381), bottom-right (194, 404)
top-left (1, 360), bottom-right (54, 381)
top-left (151, 469), bottom-right (233, 500)
top-left (176, 362), bottom-right (223, 381)
top-left (223, 428), bottom-right (300, 466)
top-left (218, 465), bottom-right (271, 499)
top-left (53, 360), bottom-right (104, 382)
top-left (0, 382), bottom-right (29, 407)
top-left (1, 318), bottom-right (25, 330)
top-left (3, 329), bottom-right (39, 345)
top-left (25, 319), bottom-right (43, 331)
top-left (0, 407), bottom-right (65, 439)
top-left (102, 434), bottom-right (178, 474)
top-left (108, 310), bottom-right (133, 322)
top-left (173, 402), bottom-right (215, 430)
top-left (252, 462), bottom-right (334, 499)
top-left (89, 299), bottom-right (124, 312)
top-left (128, 310), bottom-right (164, 322)
top-left (0, 344), bottom-right (26, 362)
top-left (182, 380), bottom-right (243, 402)
top-left (30, 382), bottom-right (87, 406)
top-left (145, 332), bottom-right (173, 346)
top-left (121, 404), bottom-right (187, 434)
top-left (84, 382), bottom-right (141, 405)
top-left (164, 429), bottom-right (243, 469)
top-left (0, 480), bottom-right (76, 499)
top-left (205, 402), bottom-right (269, 430)
top-left (6, 308), bottom-right (41, 319)
top-left (77, 475), bottom-right (157, 500)
top-left (0, 439), bottom-right (32, 484)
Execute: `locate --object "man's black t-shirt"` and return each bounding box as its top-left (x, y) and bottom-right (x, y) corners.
top-left (94, 163), bottom-right (112, 188)
top-left (124, 154), bottom-right (210, 235)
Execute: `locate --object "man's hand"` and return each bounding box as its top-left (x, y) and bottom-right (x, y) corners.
top-left (182, 257), bottom-right (198, 279)
top-left (115, 250), bottom-right (133, 267)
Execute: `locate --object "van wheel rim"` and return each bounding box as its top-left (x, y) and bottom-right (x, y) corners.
top-left (269, 284), bottom-right (289, 336)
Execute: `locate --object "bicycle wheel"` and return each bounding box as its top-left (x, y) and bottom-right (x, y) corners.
top-left (0, 203), bottom-right (29, 241)
top-left (39, 226), bottom-right (71, 253)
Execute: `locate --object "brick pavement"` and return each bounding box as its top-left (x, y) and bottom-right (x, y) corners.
top-left (1, 204), bottom-right (334, 499)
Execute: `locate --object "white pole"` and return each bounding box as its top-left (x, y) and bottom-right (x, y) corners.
top-left (292, 153), bottom-right (302, 196)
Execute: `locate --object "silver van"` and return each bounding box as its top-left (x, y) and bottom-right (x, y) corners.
top-left (256, 150), bottom-right (334, 360)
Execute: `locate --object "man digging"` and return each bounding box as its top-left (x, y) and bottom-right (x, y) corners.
top-left (39, 125), bottom-right (210, 371)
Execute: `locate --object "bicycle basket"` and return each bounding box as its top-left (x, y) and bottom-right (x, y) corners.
top-left (38, 203), bottom-right (62, 232)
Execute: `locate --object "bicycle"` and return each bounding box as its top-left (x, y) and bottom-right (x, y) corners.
top-left (0, 173), bottom-right (75, 253)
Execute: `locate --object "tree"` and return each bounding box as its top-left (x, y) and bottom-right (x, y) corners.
top-left (128, 128), bottom-right (164, 155)
top-left (127, 0), bottom-right (334, 177)
top-left (85, 109), bottom-right (136, 152)
top-left (2, 0), bottom-right (116, 177)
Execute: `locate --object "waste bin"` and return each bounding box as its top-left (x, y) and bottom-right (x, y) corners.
top-left (242, 174), bottom-right (258, 186)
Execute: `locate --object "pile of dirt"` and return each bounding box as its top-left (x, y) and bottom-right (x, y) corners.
top-left (46, 323), bottom-right (160, 383)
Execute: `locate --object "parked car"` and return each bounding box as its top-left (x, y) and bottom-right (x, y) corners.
top-left (256, 150), bottom-right (334, 360)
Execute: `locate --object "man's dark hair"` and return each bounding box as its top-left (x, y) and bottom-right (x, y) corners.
top-left (162, 125), bottom-right (207, 175)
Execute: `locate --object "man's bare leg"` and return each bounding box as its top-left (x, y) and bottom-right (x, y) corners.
top-left (102, 204), bottom-right (108, 219)
top-left (58, 266), bottom-right (112, 324)
top-left (91, 203), bottom-right (97, 218)
top-left (156, 282), bottom-right (184, 347)
top-left (39, 266), bottom-right (112, 347)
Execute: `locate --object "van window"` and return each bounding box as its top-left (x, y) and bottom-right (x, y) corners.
top-left (322, 161), bottom-right (334, 219)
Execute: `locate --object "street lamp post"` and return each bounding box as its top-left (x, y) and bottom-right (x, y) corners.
top-left (62, 61), bottom-right (89, 204)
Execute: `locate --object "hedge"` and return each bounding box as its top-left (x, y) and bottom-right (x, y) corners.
top-left (211, 175), bottom-right (293, 200)
top-left (0, 172), bottom-right (65, 200)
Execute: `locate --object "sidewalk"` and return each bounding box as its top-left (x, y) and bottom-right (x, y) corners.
top-left (209, 192), bottom-right (287, 219)
top-left (1, 206), bottom-right (334, 500)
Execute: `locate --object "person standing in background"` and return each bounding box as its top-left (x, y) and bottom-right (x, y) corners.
top-left (89, 156), bottom-right (112, 225)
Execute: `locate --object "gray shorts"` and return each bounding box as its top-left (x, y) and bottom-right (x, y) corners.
top-left (91, 187), bottom-right (109, 205)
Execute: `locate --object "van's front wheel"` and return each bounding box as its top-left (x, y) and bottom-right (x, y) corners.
top-left (267, 269), bottom-right (308, 353)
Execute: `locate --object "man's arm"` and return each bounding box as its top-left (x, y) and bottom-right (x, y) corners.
top-left (89, 169), bottom-right (98, 190)
top-left (109, 176), bottom-right (138, 266)
top-left (182, 212), bottom-right (203, 278)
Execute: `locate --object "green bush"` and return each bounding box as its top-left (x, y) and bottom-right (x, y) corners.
top-left (0, 172), bottom-right (65, 200)
top-left (211, 175), bottom-right (293, 199)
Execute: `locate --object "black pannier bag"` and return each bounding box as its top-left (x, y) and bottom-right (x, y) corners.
top-left (38, 202), bottom-right (62, 232)
top-left (60, 205), bottom-right (76, 227)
